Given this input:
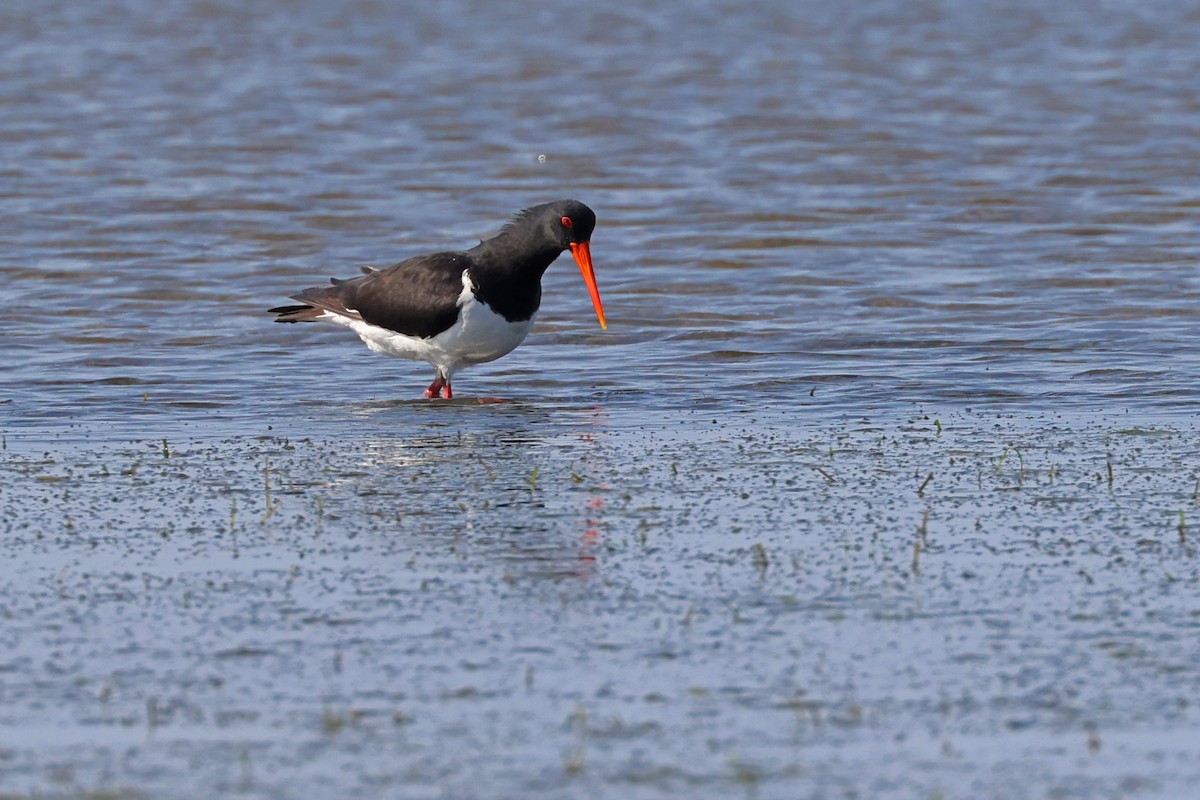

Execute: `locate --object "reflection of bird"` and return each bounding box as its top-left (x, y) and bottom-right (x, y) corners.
top-left (270, 200), bottom-right (606, 399)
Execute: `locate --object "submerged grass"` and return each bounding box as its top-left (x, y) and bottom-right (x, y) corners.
top-left (2, 411), bottom-right (1200, 797)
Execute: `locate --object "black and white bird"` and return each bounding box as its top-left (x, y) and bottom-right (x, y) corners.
top-left (269, 199), bottom-right (606, 399)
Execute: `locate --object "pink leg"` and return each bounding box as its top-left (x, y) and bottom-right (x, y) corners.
top-left (424, 375), bottom-right (445, 399)
top-left (424, 372), bottom-right (453, 400)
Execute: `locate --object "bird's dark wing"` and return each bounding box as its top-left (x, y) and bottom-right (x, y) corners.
top-left (270, 252), bottom-right (469, 337)
top-left (343, 251), bottom-right (470, 338)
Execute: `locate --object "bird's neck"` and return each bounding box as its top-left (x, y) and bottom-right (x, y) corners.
top-left (474, 233), bottom-right (563, 281)
top-left (468, 234), bottom-right (564, 322)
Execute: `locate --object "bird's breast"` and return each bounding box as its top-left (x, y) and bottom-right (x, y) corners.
top-left (447, 277), bottom-right (534, 365)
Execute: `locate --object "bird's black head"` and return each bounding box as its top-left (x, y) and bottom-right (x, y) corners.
top-left (546, 200), bottom-right (603, 328)
top-left (549, 199), bottom-right (596, 248)
top-left (508, 199), bottom-right (596, 250)
top-left (487, 199), bottom-right (605, 329)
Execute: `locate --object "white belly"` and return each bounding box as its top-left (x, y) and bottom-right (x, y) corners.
top-left (320, 271), bottom-right (533, 379)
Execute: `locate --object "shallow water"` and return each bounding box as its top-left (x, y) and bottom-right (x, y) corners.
top-left (5, 0), bottom-right (1200, 428)
top-left (3, 1), bottom-right (1200, 798)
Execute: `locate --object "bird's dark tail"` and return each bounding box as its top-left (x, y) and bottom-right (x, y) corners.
top-left (271, 282), bottom-right (363, 323)
top-left (269, 304), bottom-right (323, 323)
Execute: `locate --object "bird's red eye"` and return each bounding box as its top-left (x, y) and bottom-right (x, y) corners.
top-left (561, 216), bottom-right (573, 228)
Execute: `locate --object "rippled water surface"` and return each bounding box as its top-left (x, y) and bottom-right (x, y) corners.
top-left (3, 1), bottom-right (1200, 798)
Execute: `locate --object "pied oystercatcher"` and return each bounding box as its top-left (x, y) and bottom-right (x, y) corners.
top-left (269, 199), bottom-right (606, 399)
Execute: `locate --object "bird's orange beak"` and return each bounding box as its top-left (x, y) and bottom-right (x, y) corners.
top-left (569, 241), bottom-right (606, 330)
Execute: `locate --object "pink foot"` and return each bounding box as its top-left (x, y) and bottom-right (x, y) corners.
top-left (424, 376), bottom-right (453, 399)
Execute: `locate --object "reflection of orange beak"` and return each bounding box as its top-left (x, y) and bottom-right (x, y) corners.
top-left (569, 241), bottom-right (607, 330)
